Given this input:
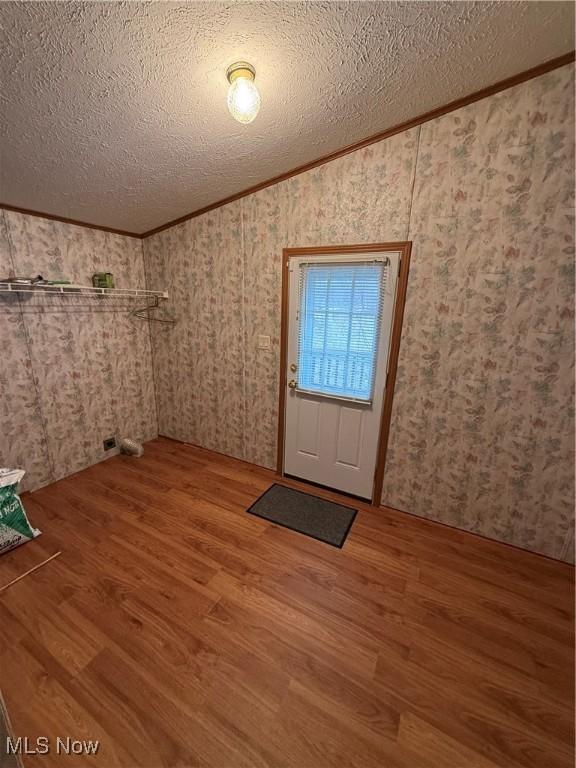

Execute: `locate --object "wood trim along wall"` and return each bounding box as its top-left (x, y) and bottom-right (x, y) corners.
top-left (277, 248), bottom-right (291, 475)
top-left (1, 51), bottom-right (573, 240)
top-left (142, 51), bottom-right (575, 237)
top-left (0, 203), bottom-right (142, 239)
top-left (373, 242), bottom-right (412, 504)
top-left (277, 242), bottom-right (412, 507)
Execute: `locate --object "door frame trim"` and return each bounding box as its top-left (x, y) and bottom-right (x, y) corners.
top-left (277, 241), bottom-right (412, 506)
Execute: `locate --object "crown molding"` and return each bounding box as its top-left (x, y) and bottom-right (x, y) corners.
top-left (0, 203), bottom-right (142, 239)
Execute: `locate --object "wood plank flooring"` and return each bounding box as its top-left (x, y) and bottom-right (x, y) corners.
top-left (0, 437), bottom-right (574, 767)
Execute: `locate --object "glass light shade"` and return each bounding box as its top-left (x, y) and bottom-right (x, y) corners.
top-left (227, 76), bottom-right (261, 124)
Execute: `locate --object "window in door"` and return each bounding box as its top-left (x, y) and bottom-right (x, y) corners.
top-left (296, 261), bottom-right (387, 403)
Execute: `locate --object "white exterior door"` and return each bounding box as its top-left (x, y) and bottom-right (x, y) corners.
top-left (283, 251), bottom-right (400, 500)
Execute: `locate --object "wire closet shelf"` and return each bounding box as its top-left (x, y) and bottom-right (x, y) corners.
top-left (0, 282), bottom-right (174, 323)
top-left (0, 282), bottom-right (168, 299)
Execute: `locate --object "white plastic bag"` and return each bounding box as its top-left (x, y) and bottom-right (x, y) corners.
top-left (0, 468), bottom-right (41, 554)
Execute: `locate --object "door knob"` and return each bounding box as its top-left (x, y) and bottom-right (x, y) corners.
top-left (288, 379), bottom-right (297, 389)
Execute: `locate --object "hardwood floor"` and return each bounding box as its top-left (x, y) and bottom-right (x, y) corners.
top-left (0, 437), bottom-right (574, 767)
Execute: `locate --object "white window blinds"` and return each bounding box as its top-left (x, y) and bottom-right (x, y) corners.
top-left (297, 260), bottom-right (387, 403)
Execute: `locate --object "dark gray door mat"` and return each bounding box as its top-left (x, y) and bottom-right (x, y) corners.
top-left (247, 483), bottom-right (357, 548)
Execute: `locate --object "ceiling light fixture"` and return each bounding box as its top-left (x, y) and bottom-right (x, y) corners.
top-left (226, 61), bottom-right (261, 124)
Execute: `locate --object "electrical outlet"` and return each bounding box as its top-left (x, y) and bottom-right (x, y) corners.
top-left (103, 436), bottom-right (116, 451)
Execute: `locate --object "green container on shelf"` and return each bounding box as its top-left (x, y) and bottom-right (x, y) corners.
top-left (92, 272), bottom-right (115, 289)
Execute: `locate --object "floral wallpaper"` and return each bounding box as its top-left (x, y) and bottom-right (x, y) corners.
top-left (0, 211), bottom-right (157, 491)
top-left (144, 63), bottom-right (574, 562)
top-left (144, 202), bottom-right (245, 460)
top-left (384, 65), bottom-right (575, 563)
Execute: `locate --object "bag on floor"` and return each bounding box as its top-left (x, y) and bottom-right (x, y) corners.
top-left (0, 468), bottom-right (41, 555)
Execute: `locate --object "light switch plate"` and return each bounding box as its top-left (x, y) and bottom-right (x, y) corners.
top-left (257, 334), bottom-right (271, 350)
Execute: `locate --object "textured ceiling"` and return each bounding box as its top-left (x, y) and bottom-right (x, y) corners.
top-left (1, 1), bottom-right (574, 234)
